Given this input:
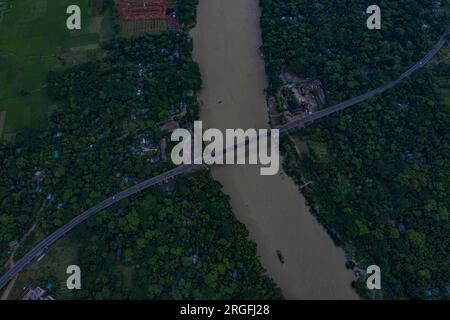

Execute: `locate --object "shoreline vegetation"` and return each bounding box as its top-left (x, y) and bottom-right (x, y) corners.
top-left (259, 0), bottom-right (450, 299)
top-left (191, 0), bottom-right (357, 299)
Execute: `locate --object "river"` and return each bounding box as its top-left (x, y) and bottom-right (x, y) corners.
top-left (190, 0), bottom-right (358, 299)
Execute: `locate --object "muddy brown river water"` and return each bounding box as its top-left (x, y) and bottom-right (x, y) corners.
top-left (190, 0), bottom-right (358, 299)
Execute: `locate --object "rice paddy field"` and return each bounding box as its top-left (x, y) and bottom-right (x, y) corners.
top-left (0, 0), bottom-right (113, 137)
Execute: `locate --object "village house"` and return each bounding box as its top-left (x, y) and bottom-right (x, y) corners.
top-left (139, 137), bottom-right (158, 154)
top-left (276, 70), bottom-right (326, 126)
top-left (300, 80), bottom-right (326, 105)
top-left (159, 120), bottom-right (180, 132)
top-left (22, 285), bottom-right (55, 300)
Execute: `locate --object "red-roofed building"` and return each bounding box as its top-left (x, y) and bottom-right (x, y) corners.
top-left (117, 0), bottom-right (179, 27)
top-left (301, 80), bottom-right (326, 105)
top-left (160, 120), bottom-right (179, 132)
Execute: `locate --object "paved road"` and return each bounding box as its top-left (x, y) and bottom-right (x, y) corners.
top-left (279, 25), bottom-right (450, 133)
top-left (0, 25), bottom-right (448, 291)
top-left (0, 164), bottom-right (197, 290)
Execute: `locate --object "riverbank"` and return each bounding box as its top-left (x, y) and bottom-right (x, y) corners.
top-left (190, 0), bottom-right (358, 299)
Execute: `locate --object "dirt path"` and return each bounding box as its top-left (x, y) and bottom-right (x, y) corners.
top-left (191, 0), bottom-right (358, 299)
top-left (1, 273), bottom-right (17, 300)
top-left (0, 223), bottom-right (37, 299)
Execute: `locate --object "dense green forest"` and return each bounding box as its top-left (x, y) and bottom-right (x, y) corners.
top-left (174, 0), bottom-right (199, 25)
top-left (260, 0), bottom-right (450, 299)
top-left (0, 33), bottom-right (200, 260)
top-left (0, 31), bottom-right (281, 299)
top-left (72, 173), bottom-right (282, 299)
top-left (260, 0), bottom-right (449, 102)
top-left (282, 67), bottom-right (450, 300)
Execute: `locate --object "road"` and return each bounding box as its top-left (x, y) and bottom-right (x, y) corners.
top-left (279, 25), bottom-right (450, 133)
top-left (0, 25), bottom-right (448, 292)
top-left (0, 164), bottom-right (198, 291)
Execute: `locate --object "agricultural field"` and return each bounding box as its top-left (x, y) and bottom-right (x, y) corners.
top-left (0, 0), bottom-right (11, 25)
top-left (120, 19), bottom-right (167, 37)
top-left (0, 0), bottom-right (114, 137)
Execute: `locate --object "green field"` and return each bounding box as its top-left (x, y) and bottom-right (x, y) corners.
top-left (0, 0), bottom-right (113, 136)
top-left (9, 233), bottom-right (81, 300)
top-left (120, 19), bottom-right (168, 37)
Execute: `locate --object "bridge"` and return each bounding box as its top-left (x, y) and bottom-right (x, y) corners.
top-left (0, 25), bottom-right (448, 291)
